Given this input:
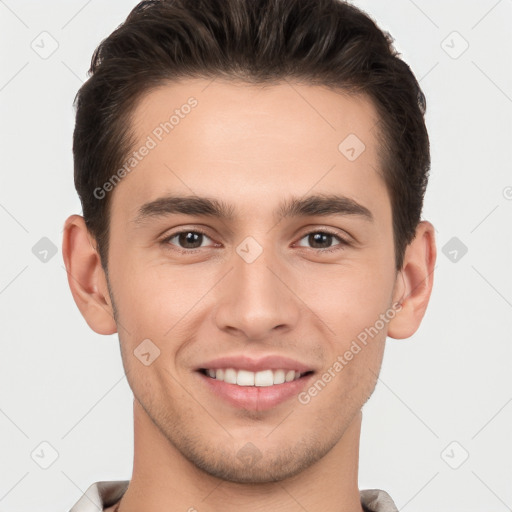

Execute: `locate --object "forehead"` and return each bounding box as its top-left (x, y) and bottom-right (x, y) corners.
top-left (131, 77), bottom-right (382, 152)
top-left (116, 78), bottom-right (388, 220)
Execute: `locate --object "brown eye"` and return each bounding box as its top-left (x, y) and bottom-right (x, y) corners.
top-left (295, 230), bottom-right (349, 252)
top-left (164, 230), bottom-right (212, 250)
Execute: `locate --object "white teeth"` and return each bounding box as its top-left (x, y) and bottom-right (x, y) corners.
top-left (204, 368), bottom-right (305, 386)
top-left (273, 369), bottom-right (285, 385)
top-left (237, 370), bottom-right (255, 386)
top-left (224, 368), bottom-right (237, 384)
top-left (254, 369), bottom-right (274, 387)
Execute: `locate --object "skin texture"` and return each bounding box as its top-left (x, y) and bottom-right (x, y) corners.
top-left (63, 78), bottom-right (436, 512)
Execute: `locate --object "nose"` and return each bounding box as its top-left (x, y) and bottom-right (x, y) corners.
top-left (213, 242), bottom-right (301, 341)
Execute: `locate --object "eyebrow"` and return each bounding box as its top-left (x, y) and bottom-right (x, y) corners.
top-left (133, 193), bottom-right (374, 225)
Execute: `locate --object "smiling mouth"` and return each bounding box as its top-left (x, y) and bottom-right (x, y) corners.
top-left (198, 368), bottom-right (315, 387)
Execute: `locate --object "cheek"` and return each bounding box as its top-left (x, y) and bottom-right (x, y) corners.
top-left (300, 259), bottom-right (395, 343)
top-left (110, 253), bottom-right (202, 337)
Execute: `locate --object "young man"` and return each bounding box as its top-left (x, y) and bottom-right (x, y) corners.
top-left (63, 0), bottom-right (436, 510)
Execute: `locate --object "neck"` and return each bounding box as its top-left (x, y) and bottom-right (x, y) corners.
top-left (118, 399), bottom-right (365, 512)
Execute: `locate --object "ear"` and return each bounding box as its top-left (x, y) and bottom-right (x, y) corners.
top-left (387, 220), bottom-right (436, 339)
top-left (62, 214), bottom-right (117, 335)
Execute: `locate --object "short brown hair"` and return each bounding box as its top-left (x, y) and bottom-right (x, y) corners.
top-left (72, 0), bottom-right (430, 271)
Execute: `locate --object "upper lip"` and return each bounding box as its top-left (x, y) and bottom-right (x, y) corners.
top-left (197, 354), bottom-right (314, 373)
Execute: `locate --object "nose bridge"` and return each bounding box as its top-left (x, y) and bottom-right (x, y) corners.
top-left (213, 235), bottom-right (299, 339)
top-left (235, 235), bottom-right (279, 297)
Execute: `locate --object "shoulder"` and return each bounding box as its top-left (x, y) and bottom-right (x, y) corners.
top-left (360, 489), bottom-right (399, 512)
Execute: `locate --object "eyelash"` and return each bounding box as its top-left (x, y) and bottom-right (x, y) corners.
top-left (160, 228), bottom-right (350, 255)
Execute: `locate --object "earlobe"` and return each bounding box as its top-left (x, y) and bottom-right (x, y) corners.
top-left (62, 215), bottom-right (118, 335)
top-left (387, 220), bottom-right (437, 340)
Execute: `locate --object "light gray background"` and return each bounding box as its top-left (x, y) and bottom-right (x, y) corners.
top-left (0, 0), bottom-right (511, 510)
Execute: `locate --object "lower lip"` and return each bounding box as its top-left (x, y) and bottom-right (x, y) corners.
top-left (197, 371), bottom-right (315, 411)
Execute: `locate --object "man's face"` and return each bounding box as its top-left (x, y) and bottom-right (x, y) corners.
top-left (105, 78), bottom-right (400, 482)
